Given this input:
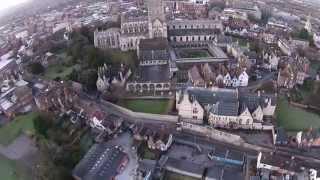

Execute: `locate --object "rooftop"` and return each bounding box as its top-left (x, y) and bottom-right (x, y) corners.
top-left (139, 38), bottom-right (169, 51)
top-left (72, 143), bottom-right (128, 180)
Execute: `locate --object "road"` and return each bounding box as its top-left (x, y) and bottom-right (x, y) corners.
top-left (241, 71), bottom-right (276, 92)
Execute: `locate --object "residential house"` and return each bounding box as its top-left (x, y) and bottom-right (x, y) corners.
top-left (277, 56), bottom-right (310, 88)
top-left (188, 65), bottom-right (205, 87)
top-left (176, 87), bottom-right (277, 128)
top-left (0, 80), bottom-right (34, 118)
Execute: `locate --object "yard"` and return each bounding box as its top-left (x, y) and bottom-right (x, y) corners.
top-left (117, 99), bottom-right (171, 114)
top-left (276, 98), bottom-right (320, 131)
top-left (0, 155), bottom-right (32, 180)
top-left (0, 112), bottom-right (38, 145)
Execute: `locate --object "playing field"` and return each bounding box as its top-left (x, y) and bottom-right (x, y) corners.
top-left (276, 98), bottom-right (320, 131)
top-left (118, 99), bottom-right (170, 114)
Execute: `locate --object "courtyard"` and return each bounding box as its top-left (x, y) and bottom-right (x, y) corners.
top-left (175, 48), bottom-right (213, 59)
top-left (117, 99), bottom-right (172, 114)
top-left (276, 98), bottom-right (320, 131)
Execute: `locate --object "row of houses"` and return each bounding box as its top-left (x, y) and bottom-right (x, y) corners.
top-left (188, 63), bottom-right (249, 88)
top-left (176, 87), bottom-right (276, 129)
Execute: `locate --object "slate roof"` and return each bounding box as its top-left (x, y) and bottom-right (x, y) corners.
top-left (168, 29), bottom-right (217, 36)
top-left (206, 165), bottom-right (244, 180)
top-left (137, 65), bottom-right (170, 83)
top-left (215, 34), bottom-right (233, 44)
top-left (185, 88), bottom-right (238, 106)
top-left (72, 143), bottom-right (127, 180)
top-left (179, 88), bottom-right (276, 116)
top-left (276, 127), bottom-right (288, 144)
top-left (139, 38), bottom-right (169, 51)
top-left (239, 91), bottom-right (276, 111)
top-left (211, 102), bottom-right (239, 116)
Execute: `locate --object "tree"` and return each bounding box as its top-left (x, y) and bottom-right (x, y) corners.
top-left (28, 62), bottom-right (45, 75)
top-left (79, 69), bottom-right (98, 91)
top-left (34, 115), bottom-right (51, 138)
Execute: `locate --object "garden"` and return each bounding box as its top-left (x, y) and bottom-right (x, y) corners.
top-left (117, 99), bottom-right (171, 114)
top-left (276, 98), bottom-right (320, 131)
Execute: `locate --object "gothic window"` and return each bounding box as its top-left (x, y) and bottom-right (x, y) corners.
top-left (193, 108), bottom-right (198, 114)
top-left (173, 25), bottom-right (175, 29)
top-left (180, 37), bottom-right (183, 41)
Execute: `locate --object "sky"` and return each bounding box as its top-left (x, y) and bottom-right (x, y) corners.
top-left (0, 0), bottom-right (30, 11)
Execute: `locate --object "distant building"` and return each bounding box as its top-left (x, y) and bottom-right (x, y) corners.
top-left (94, 28), bottom-right (121, 49)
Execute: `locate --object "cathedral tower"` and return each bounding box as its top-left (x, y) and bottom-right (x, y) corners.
top-left (147, 0), bottom-right (167, 38)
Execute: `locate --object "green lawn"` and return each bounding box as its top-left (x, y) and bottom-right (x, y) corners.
top-left (0, 112), bottom-right (38, 145)
top-left (43, 64), bottom-right (78, 80)
top-left (179, 49), bottom-right (211, 58)
top-left (276, 98), bottom-right (320, 131)
top-left (118, 99), bottom-right (170, 114)
top-left (0, 155), bottom-right (32, 180)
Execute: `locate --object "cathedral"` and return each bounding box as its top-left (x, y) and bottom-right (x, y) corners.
top-left (94, 0), bottom-right (167, 51)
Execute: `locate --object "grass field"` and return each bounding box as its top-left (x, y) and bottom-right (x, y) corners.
top-left (276, 98), bottom-right (320, 131)
top-left (179, 49), bottom-right (211, 58)
top-left (0, 155), bottom-right (32, 180)
top-left (0, 112), bottom-right (38, 145)
top-left (118, 99), bottom-right (170, 114)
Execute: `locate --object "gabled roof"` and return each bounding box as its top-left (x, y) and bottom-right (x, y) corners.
top-left (72, 143), bottom-right (127, 180)
top-left (185, 87), bottom-right (238, 106)
top-left (139, 38), bottom-right (169, 51)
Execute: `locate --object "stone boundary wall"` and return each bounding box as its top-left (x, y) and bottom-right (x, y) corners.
top-left (180, 122), bottom-right (244, 144)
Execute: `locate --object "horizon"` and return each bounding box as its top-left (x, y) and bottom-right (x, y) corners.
top-left (0, 0), bottom-right (30, 12)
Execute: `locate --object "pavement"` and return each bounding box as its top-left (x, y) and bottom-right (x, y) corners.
top-left (109, 133), bottom-right (138, 180)
top-left (0, 134), bottom-right (37, 160)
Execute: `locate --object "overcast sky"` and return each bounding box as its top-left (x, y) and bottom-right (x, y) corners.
top-left (0, 0), bottom-right (30, 12)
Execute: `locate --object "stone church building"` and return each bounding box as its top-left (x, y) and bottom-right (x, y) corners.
top-left (94, 0), bottom-right (168, 51)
